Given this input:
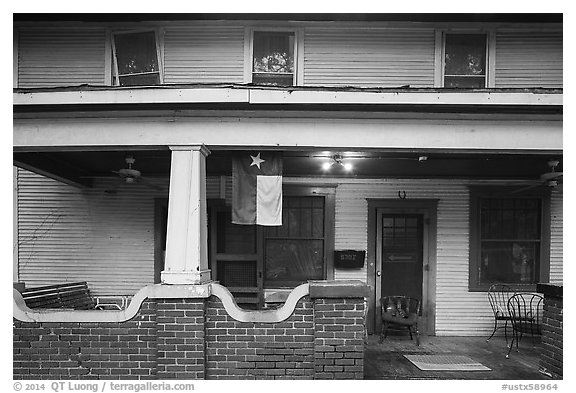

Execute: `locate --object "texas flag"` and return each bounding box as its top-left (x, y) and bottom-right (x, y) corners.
top-left (232, 152), bottom-right (282, 226)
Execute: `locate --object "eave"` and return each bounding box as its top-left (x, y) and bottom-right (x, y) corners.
top-left (13, 85), bottom-right (563, 114)
top-left (13, 13), bottom-right (563, 24)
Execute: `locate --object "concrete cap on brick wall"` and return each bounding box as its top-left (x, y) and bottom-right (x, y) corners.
top-left (308, 280), bottom-right (369, 298)
top-left (537, 283), bottom-right (563, 299)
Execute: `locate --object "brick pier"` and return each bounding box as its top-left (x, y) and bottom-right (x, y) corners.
top-left (537, 283), bottom-right (563, 379)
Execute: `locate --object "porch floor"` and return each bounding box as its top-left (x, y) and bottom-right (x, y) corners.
top-left (364, 334), bottom-right (547, 380)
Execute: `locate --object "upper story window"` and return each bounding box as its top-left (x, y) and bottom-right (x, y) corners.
top-left (252, 31), bottom-right (295, 86)
top-left (112, 31), bottom-right (161, 86)
top-left (444, 34), bottom-right (487, 88)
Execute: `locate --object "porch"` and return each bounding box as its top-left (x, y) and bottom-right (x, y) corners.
top-left (364, 335), bottom-right (546, 380)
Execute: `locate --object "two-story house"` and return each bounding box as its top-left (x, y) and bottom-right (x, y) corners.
top-left (13, 13), bottom-right (562, 340)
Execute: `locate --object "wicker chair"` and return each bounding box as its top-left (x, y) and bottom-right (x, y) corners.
top-left (379, 296), bottom-right (420, 346)
top-left (506, 293), bottom-right (543, 358)
top-left (487, 283), bottom-right (516, 344)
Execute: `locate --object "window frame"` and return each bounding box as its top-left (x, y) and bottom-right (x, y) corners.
top-left (110, 28), bottom-right (164, 87)
top-left (435, 30), bottom-right (495, 88)
top-left (468, 186), bottom-right (551, 292)
top-left (263, 185), bottom-right (335, 288)
top-left (245, 27), bottom-right (303, 86)
top-left (262, 186), bottom-right (336, 290)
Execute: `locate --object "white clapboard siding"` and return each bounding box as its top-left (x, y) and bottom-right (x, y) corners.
top-left (549, 189), bottom-right (563, 284)
top-left (495, 30), bottom-right (563, 88)
top-left (17, 171), bottom-right (563, 335)
top-left (17, 169), bottom-right (169, 296)
top-left (163, 26), bottom-right (245, 84)
top-left (17, 28), bottom-right (107, 88)
top-left (303, 28), bottom-right (435, 88)
top-left (17, 172), bottom-right (224, 295)
top-left (333, 179), bottom-right (478, 336)
top-left (286, 177), bottom-right (563, 335)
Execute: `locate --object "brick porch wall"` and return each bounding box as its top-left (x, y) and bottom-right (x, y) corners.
top-left (13, 281), bottom-right (367, 380)
top-left (537, 284), bottom-right (563, 379)
top-left (205, 297), bottom-right (315, 379)
top-left (13, 301), bottom-right (157, 380)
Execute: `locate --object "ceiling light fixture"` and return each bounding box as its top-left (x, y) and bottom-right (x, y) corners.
top-left (322, 154), bottom-right (353, 172)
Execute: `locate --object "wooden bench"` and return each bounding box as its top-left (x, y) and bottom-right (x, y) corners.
top-left (21, 281), bottom-right (96, 310)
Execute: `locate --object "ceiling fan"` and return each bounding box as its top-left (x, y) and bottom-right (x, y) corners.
top-left (111, 155), bottom-right (164, 191)
top-left (511, 159), bottom-right (563, 194)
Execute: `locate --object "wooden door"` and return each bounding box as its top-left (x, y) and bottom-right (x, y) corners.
top-left (377, 213), bottom-right (424, 306)
top-left (369, 201), bottom-right (437, 336)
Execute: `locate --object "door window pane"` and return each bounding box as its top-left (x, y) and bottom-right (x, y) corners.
top-left (381, 215), bottom-right (422, 264)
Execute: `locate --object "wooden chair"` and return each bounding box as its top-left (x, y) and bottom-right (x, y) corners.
top-left (487, 283), bottom-right (516, 344)
top-left (506, 293), bottom-right (543, 358)
top-left (379, 296), bottom-right (420, 346)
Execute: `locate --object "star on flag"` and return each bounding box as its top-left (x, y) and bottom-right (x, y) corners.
top-left (250, 153), bottom-right (265, 169)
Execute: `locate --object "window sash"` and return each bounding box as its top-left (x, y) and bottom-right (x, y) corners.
top-left (263, 195), bottom-right (326, 287)
top-left (468, 188), bottom-right (551, 292)
top-left (477, 197), bottom-right (542, 285)
top-left (443, 33), bottom-right (488, 88)
top-left (112, 30), bottom-right (162, 86)
top-left (251, 30), bottom-right (296, 86)
top-left (117, 71), bottom-right (160, 78)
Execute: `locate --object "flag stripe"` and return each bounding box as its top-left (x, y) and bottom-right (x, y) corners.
top-left (232, 174), bottom-right (257, 225)
top-left (256, 175), bottom-right (283, 226)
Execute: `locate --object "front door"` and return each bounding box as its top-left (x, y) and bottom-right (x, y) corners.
top-left (377, 214), bottom-right (423, 300)
top-left (375, 210), bottom-right (428, 333)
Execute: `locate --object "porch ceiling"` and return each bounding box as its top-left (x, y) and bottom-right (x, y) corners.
top-left (13, 150), bottom-right (563, 188)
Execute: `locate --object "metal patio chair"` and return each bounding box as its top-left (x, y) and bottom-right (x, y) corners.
top-left (506, 293), bottom-right (543, 358)
top-left (379, 296), bottom-right (420, 346)
top-left (487, 283), bottom-right (516, 344)
top-left (362, 298), bottom-right (369, 344)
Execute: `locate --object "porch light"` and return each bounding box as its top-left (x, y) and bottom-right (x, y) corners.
top-left (322, 154), bottom-right (353, 172)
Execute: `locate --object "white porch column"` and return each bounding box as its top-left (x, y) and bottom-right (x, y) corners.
top-left (161, 145), bottom-right (211, 284)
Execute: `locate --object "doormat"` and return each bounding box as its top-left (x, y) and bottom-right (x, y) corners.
top-left (403, 354), bottom-right (492, 371)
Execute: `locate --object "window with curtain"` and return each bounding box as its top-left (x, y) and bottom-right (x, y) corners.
top-left (252, 31), bottom-right (295, 86)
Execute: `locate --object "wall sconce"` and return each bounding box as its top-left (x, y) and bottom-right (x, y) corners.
top-left (322, 154), bottom-right (353, 172)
